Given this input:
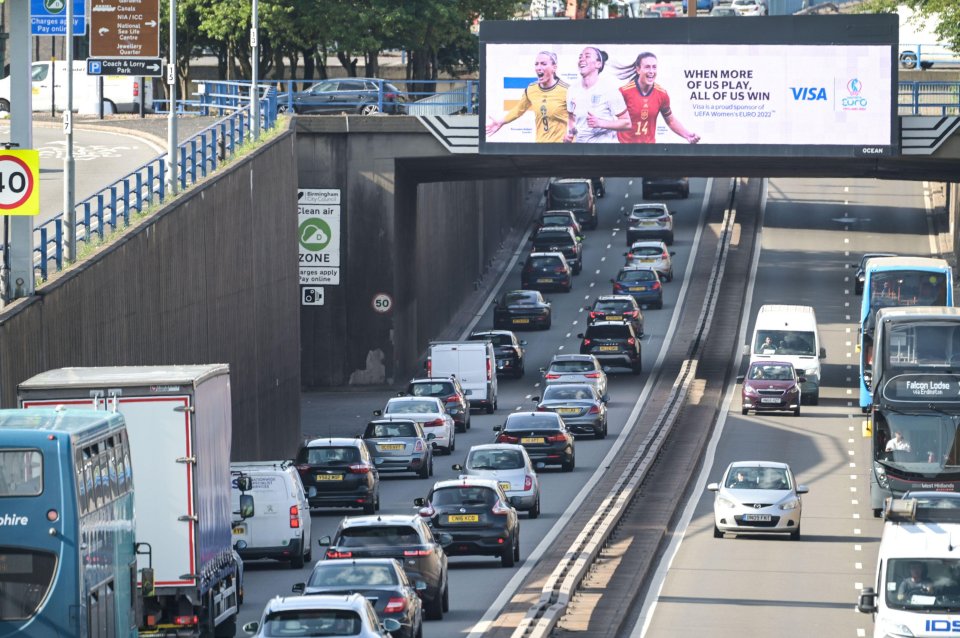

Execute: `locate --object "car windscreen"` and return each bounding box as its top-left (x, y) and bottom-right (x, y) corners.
top-left (543, 385), bottom-right (595, 401)
top-left (299, 446), bottom-right (360, 465)
top-left (365, 421), bottom-right (418, 438)
top-left (753, 330), bottom-right (816, 356)
top-left (307, 562), bottom-right (398, 588)
top-left (431, 486), bottom-right (497, 506)
top-left (262, 609), bottom-right (361, 636)
top-left (724, 467), bottom-right (790, 489)
top-left (337, 525), bottom-right (422, 547)
top-left (409, 382), bottom-right (453, 397)
top-left (470, 334), bottom-right (512, 347)
top-left (467, 449), bottom-right (525, 470)
top-left (385, 400), bottom-right (438, 414)
top-left (504, 415), bottom-right (560, 431)
top-left (549, 183), bottom-right (589, 201)
top-left (549, 360), bottom-right (594, 372)
top-left (585, 325), bottom-right (631, 339)
top-left (748, 365), bottom-right (795, 381)
top-left (618, 270), bottom-right (657, 283)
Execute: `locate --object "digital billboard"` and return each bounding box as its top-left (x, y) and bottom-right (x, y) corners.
top-left (479, 15), bottom-right (898, 157)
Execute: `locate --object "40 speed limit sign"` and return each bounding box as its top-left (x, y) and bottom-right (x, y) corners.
top-left (0, 151), bottom-right (40, 216)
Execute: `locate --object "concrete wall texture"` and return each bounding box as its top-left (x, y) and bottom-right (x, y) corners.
top-left (0, 130), bottom-right (302, 461)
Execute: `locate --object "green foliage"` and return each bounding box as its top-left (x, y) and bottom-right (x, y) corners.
top-left (858, 0), bottom-right (960, 55)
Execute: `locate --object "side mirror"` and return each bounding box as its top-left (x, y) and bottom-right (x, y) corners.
top-left (863, 371), bottom-right (872, 390)
top-left (609, 278), bottom-right (615, 284)
top-left (452, 464), bottom-right (463, 471)
top-left (706, 482), bottom-right (719, 492)
top-left (308, 486), bottom-right (317, 498)
top-left (531, 396), bottom-right (540, 402)
top-left (234, 540), bottom-right (247, 551)
top-left (426, 433), bottom-right (436, 441)
top-left (668, 210), bottom-right (675, 215)
top-left (464, 389), bottom-right (473, 396)
top-left (239, 494), bottom-right (255, 519)
top-left (601, 396), bottom-right (608, 404)
top-left (520, 340), bottom-right (528, 346)
top-left (819, 347), bottom-right (827, 359)
top-left (577, 333), bottom-right (584, 339)
top-left (318, 536), bottom-right (331, 546)
top-left (535, 461), bottom-right (546, 470)
top-left (539, 367), bottom-right (546, 373)
top-left (242, 622), bottom-right (260, 634)
top-left (373, 409), bottom-right (383, 416)
top-left (414, 580), bottom-right (428, 592)
top-left (798, 376), bottom-right (807, 384)
top-left (141, 567), bottom-right (156, 597)
top-left (382, 618), bottom-right (403, 633)
top-left (493, 425), bottom-right (502, 432)
top-left (796, 485), bottom-right (809, 494)
top-left (856, 587), bottom-right (878, 614)
top-left (414, 497), bottom-right (426, 507)
top-left (292, 582), bottom-right (305, 595)
top-left (736, 375), bottom-right (745, 384)
top-left (741, 344), bottom-right (750, 356)
top-left (235, 475), bottom-right (252, 492)
top-left (431, 442), bottom-right (438, 449)
top-left (396, 391), bottom-right (405, 397)
top-left (669, 251), bottom-right (676, 256)
top-left (436, 532), bottom-right (454, 546)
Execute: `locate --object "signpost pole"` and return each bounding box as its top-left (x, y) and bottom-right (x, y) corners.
top-left (167, 0), bottom-right (178, 195)
top-left (65, 0), bottom-right (77, 263)
top-left (8, 0), bottom-right (34, 301)
top-left (251, 0), bottom-right (260, 140)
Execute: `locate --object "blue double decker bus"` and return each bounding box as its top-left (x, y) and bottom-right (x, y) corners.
top-left (0, 408), bottom-right (137, 638)
top-left (858, 256), bottom-right (952, 410)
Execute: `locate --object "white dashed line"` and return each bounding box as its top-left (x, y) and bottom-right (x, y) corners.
top-left (852, 500), bottom-right (859, 506)
top-left (854, 528), bottom-right (862, 535)
top-left (589, 282), bottom-right (596, 288)
top-left (855, 563), bottom-right (862, 570)
top-left (606, 244), bottom-right (612, 249)
top-left (601, 256), bottom-right (606, 262)
top-left (855, 544), bottom-right (862, 551)
top-left (846, 389), bottom-right (853, 395)
top-left (565, 333), bottom-right (571, 338)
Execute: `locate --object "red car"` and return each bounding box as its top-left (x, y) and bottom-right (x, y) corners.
top-left (739, 361), bottom-right (804, 416)
top-left (650, 2), bottom-right (678, 16)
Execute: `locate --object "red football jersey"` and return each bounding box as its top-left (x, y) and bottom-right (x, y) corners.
top-left (618, 81), bottom-right (672, 144)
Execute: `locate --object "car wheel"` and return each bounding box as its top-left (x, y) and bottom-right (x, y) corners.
top-left (900, 52), bottom-right (918, 69)
top-left (304, 545), bottom-right (312, 562)
top-left (486, 402), bottom-right (495, 415)
top-left (442, 581), bottom-right (450, 612)
top-left (790, 526), bottom-right (801, 541)
top-left (794, 405), bottom-right (801, 417)
top-left (359, 103), bottom-right (381, 115)
top-left (429, 458), bottom-right (434, 477)
top-left (810, 392), bottom-right (819, 406)
top-left (362, 499), bottom-right (376, 515)
top-left (741, 407), bottom-right (749, 415)
top-left (418, 459), bottom-right (431, 479)
top-left (564, 283), bottom-right (572, 293)
top-left (596, 421), bottom-right (607, 439)
top-left (562, 454), bottom-right (575, 472)
top-left (501, 539), bottom-right (516, 567)
top-left (666, 234), bottom-right (674, 246)
top-left (713, 525), bottom-right (723, 539)
top-left (529, 496), bottom-right (541, 519)
top-left (513, 536), bottom-right (521, 562)
top-left (654, 298), bottom-right (663, 310)
top-left (425, 590), bottom-right (444, 620)
top-left (466, 414), bottom-right (471, 429)
top-left (543, 319), bottom-right (552, 331)
top-left (873, 508), bottom-right (882, 518)
top-left (642, 190), bottom-right (650, 200)
top-left (682, 186), bottom-right (690, 199)
top-left (416, 622), bottom-right (424, 638)
top-left (514, 363), bottom-right (525, 379)
top-left (631, 359), bottom-right (642, 375)
top-left (290, 548), bottom-right (305, 570)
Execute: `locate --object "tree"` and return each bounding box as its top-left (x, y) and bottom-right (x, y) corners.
top-left (859, 0), bottom-right (960, 54)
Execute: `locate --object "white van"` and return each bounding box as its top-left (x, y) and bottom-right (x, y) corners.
top-left (230, 461), bottom-right (313, 569)
top-left (744, 304), bottom-right (826, 404)
top-left (427, 340), bottom-right (498, 414)
top-left (0, 60), bottom-right (153, 114)
top-left (858, 495), bottom-right (960, 637)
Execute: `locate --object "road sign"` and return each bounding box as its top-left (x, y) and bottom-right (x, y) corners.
top-left (302, 287), bottom-right (325, 306)
top-left (372, 293), bottom-right (394, 314)
top-left (87, 58), bottom-right (163, 76)
top-left (299, 188), bottom-right (341, 286)
top-left (31, 0), bottom-right (87, 36)
top-left (0, 151), bottom-right (41, 216)
top-left (90, 0), bottom-right (160, 58)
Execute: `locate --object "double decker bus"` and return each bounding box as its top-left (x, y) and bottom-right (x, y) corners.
top-left (858, 256), bottom-right (952, 411)
top-left (0, 408), bottom-right (137, 637)
top-left (868, 306), bottom-right (960, 517)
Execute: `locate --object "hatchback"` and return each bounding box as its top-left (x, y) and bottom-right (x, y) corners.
top-left (521, 252), bottom-right (572, 293)
top-left (292, 559), bottom-right (421, 638)
top-left (534, 383), bottom-right (608, 439)
top-left (493, 290), bottom-right (552, 331)
top-left (533, 210), bottom-right (583, 238)
top-left (612, 266), bottom-right (663, 309)
top-left (531, 226), bottom-right (583, 274)
top-left (288, 78), bottom-right (405, 115)
top-left (540, 354), bottom-right (608, 401)
top-left (624, 203), bottom-right (674, 245)
top-left (738, 361), bottom-right (804, 416)
top-left (415, 477), bottom-right (521, 567)
top-left (578, 321), bottom-right (643, 374)
top-left (625, 240), bottom-right (675, 282)
top-left (468, 330), bottom-right (526, 378)
top-left (731, 0), bottom-right (766, 14)
top-left (649, 2), bottom-right (678, 16)
top-left (586, 295), bottom-right (644, 337)
top-left (318, 515), bottom-right (451, 620)
top-left (361, 419), bottom-right (435, 478)
top-left (242, 593), bottom-right (401, 637)
top-left (642, 176), bottom-right (690, 198)
top-left (707, 461), bottom-right (808, 540)
top-left (454, 443), bottom-right (541, 517)
top-left (376, 396), bottom-right (456, 454)
top-left (494, 412), bottom-right (575, 472)
top-left (295, 438), bottom-right (381, 514)
top-left (406, 377), bottom-right (471, 432)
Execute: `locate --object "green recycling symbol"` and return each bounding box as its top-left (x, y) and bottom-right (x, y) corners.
top-left (45, 0), bottom-right (66, 14)
top-left (299, 218), bottom-right (331, 251)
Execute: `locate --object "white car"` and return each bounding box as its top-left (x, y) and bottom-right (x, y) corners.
top-left (731, 0), bottom-right (766, 15)
top-left (454, 443), bottom-right (541, 517)
top-left (378, 396), bottom-right (456, 454)
top-left (242, 593), bottom-right (400, 637)
top-left (707, 461), bottom-right (808, 540)
top-left (625, 240), bottom-right (675, 282)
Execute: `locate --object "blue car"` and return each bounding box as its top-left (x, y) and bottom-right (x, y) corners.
top-left (682, 0), bottom-right (715, 11)
top-left (611, 266), bottom-right (663, 309)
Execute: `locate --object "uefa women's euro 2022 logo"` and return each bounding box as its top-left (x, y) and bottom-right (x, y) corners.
top-left (842, 78), bottom-right (868, 111)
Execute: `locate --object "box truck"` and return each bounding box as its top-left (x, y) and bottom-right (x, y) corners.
top-left (19, 365), bottom-right (241, 638)
top-left (0, 60), bottom-right (153, 114)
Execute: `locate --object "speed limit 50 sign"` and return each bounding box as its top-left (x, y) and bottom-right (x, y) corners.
top-left (0, 151), bottom-right (40, 216)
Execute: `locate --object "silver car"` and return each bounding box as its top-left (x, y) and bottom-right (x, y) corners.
top-left (625, 240), bottom-right (675, 282)
top-left (707, 461), bottom-right (808, 540)
top-left (377, 396), bottom-right (456, 454)
top-left (242, 592), bottom-right (400, 637)
top-left (454, 443), bottom-right (541, 517)
top-left (533, 383), bottom-right (608, 439)
top-left (624, 203), bottom-right (674, 245)
top-left (540, 354), bottom-right (608, 401)
top-left (361, 418), bottom-right (435, 478)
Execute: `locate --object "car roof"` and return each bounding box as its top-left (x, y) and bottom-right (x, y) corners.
top-left (339, 514), bottom-right (422, 528)
top-left (430, 476), bottom-right (504, 491)
top-left (619, 265), bottom-right (659, 273)
top-left (632, 202), bottom-right (668, 210)
top-left (587, 321), bottom-right (634, 328)
top-left (368, 418), bottom-right (419, 426)
top-left (542, 210), bottom-right (576, 217)
top-left (748, 360), bottom-right (796, 368)
top-left (467, 443), bottom-right (528, 454)
top-left (387, 395), bottom-right (442, 404)
top-left (471, 329), bottom-right (515, 337)
top-left (543, 382), bottom-right (596, 390)
top-left (408, 376), bottom-right (457, 384)
top-left (595, 295), bottom-right (637, 303)
top-left (310, 557), bottom-right (401, 570)
top-left (549, 353), bottom-right (598, 362)
top-left (726, 460), bottom-right (790, 471)
top-left (629, 240), bottom-right (668, 248)
top-left (505, 411), bottom-right (561, 421)
top-left (304, 437), bottom-right (363, 448)
top-left (555, 178), bottom-right (590, 184)
top-left (263, 593), bottom-right (370, 613)
top-left (529, 251), bottom-right (567, 259)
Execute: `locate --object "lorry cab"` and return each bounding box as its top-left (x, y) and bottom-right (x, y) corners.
top-left (858, 496), bottom-right (960, 637)
top-left (426, 341), bottom-right (498, 414)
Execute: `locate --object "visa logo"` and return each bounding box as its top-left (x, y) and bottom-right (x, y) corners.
top-left (790, 87), bottom-right (827, 101)
top-left (926, 619), bottom-right (960, 632)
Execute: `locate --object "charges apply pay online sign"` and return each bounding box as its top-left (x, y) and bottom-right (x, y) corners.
top-left (299, 188), bottom-right (340, 286)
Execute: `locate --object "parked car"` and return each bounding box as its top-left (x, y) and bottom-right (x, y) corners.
top-left (533, 383), bottom-right (608, 439)
top-left (707, 461), bottom-right (808, 539)
top-left (540, 354), bottom-right (608, 401)
top-left (521, 252), bottom-right (573, 293)
top-left (612, 266), bottom-right (664, 309)
top-left (361, 418), bottom-right (435, 478)
top-left (292, 559), bottom-right (422, 638)
top-left (242, 593), bottom-right (401, 637)
top-left (468, 330), bottom-right (526, 379)
top-left (730, 0), bottom-right (766, 15)
top-left (494, 412), bottom-right (575, 472)
top-left (642, 176), bottom-right (689, 199)
top-left (624, 203), bottom-right (674, 245)
top-left (453, 443), bottom-right (541, 517)
top-left (295, 437), bottom-right (380, 514)
top-left (737, 361), bottom-right (804, 416)
top-left (709, 5), bottom-right (737, 14)
top-left (415, 477), bottom-right (521, 566)
top-left (682, 0), bottom-right (715, 11)
top-left (649, 2), bottom-right (678, 17)
top-left (376, 396), bottom-right (456, 454)
top-left (578, 321), bottom-right (643, 374)
top-left (318, 515), bottom-right (451, 620)
top-left (287, 78), bottom-right (406, 115)
top-left (531, 226), bottom-right (583, 275)
top-left (625, 240), bottom-right (675, 282)
top-left (586, 295), bottom-right (644, 337)
top-left (406, 376), bottom-right (471, 432)
top-left (492, 290), bottom-right (552, 331)
top-left (534, 210), bottom-right (583, 238)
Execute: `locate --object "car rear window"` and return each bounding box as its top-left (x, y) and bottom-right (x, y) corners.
top-left (550, 183), bottom-right (589, 199)
top-left (299, 446), bottom-right (360, 465)
top-left (365, 421), bottom-right (418, 438)
top-left (585, 325), bottom-right (631, 339)
top-left (263, 610), bottom-right (361, 637)
top-left (504, 292), bottom-right (539, 305)
top-left (528, 256), bottom-right (562, 269)
top-left (431, 486), bottom-right (497, 506)
top-left (385, 399), bottom-right (438, 414)
top-left (630, 246), bottom-right (663, 256)
top-left (470, 333), bottom-right (512, 347)
top-left (409, 382), bottom-right (453, 397)
top-left (543, 385), bottom-right (595, 401)
top-left (594, 300), bottom-right (633, 312)
top-left (307, 563), bottom-right (398, 588)
top-left (549, 360), bottom-right (594, 372)
top-left (504, 414), bottom-right (560, 430)
top-left (467, 449), bottom-right (525, 470)
top-left (337, 525), bottom-right (422, 547)
top-left (618, 270), bottom-right (657, 283)
top-left (631, 208), bottom-right (666, 219)
top-left (542, 215), bottom-right (573, 226)
top-left (535, 231), bottom-right (573, 245)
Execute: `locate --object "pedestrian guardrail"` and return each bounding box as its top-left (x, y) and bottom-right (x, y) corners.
top-left (898, 81), bottom-right (960, 116)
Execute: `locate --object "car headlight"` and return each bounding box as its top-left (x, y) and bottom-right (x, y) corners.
top-left (780, 498), bottom-right (800, 511)
top-left (874, 462), bottom-right (889, 488)
top-left (717, 496), bottom-right (737, 509)
top-left (804, 368), bottom-right (818, 378)
top-left (876, 618), bottom-right (914, 637)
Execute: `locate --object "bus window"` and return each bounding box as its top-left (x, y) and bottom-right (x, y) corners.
top-left (0, 550), bottom-right (56, 620)
top-left (0, 451), bottom-right (42, 497)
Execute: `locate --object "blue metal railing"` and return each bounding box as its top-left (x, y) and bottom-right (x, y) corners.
top-left (898, 80), bottom-right (960, 116)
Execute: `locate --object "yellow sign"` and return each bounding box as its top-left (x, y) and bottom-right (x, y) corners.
top-left (0, 150), bottom-right (40, 216)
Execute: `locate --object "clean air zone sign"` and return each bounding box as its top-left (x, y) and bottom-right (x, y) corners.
top-left (298, 188), bottom-right (340, 286)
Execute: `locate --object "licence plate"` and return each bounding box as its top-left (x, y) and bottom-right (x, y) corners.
top-left (629, 286), bottom-right (647, 292)
top-left (605, 315), bottom-right (622, 321)
top-left (641, 221), bottom-right (658, 226)
top-left (537, 278), bottom-right (553, 283)
top-left (316, 474), bottom-right (343, 481)
top-left (599, 345), bottom-right (619, 351)
top-left (513, 318), bottom-right (530, 324)
top-left (639, 258), bottom-right (655, 263)
top-left (232, 526), bottom-right (245, 535)
top-left (378, 444), bottom-right (404, 450)
top-left (521, 437), bottom-right (545, 444)
top-left (743, 513), bottom-right (772, 522)
top-left (558, 407), bottom-right (580, 414)
top-left (498, 481), bottom-right (511, 491)
top-left (760, 398), bottom-right (781, 404)
top-left (448, 514), bottom-right (479, 523)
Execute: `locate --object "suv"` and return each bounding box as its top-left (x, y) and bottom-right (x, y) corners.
top-left (586, 295), bottom-right (643, 336)
top-left (318, 515), bottom-right (451, 620)
top-left (624, 203), bottom-right (674, 245)
top-left (521, 252), bottom-right (572, 292)
top-left (242, 593), bottom-right (401, 637)
top-left (534, 210), bottom-right (583, 238)
top-left (546, 179), bottom-right (598, 229)
top-left (625, 240), bottom-right (675, 282)
top-left (531, 226), bottom-right (583, 274)
top-left (468, 330), bottom-right (526, 378)
top-left (642, 176), bottom-right (689, 199)
top-left (406, 377), bottom-right (471, 432)
top-left (540, 354), bottom-right (608, 401)
top-left (577, 321), bottom-right (643, 374)
top-left (295, 437), bottom-right (381, 513)
top-left (612, 266), bottom-right (663, 309)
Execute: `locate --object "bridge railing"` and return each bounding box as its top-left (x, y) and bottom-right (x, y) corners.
top-left (898, 80), bottom-right (960, 116)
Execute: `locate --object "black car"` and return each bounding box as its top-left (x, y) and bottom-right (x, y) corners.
top-left (296, 438), bottom-right (381, 513)
top-left (288, 78), bottom-right (406, 115)
top-left (468, 330), bottom-right (526, 378)
top-left (521, 252), bottom-right (572, 293)
top-left (853, 252), bottom-right (897, 295)
top-left (642, 176), bottom-right (689, 199)
top-left (577, 321), bottom-right (643, 374)
top-left (318, 515), bottom-right (451, 620)
top-left (415, 478), bottom-right (520, 567)
top-left (361, 419), bottom-right (434, 479)
top-left (531, 226), bottom-right (583, 274)
top-left (586, 295), bottom-right (644, 336)
top-left (494, 412), bottom-right (575, 472)
top-left (533, 210), bottom-right (583, 238)
top-left (591, 177), bottom-right (606, 198)
top-left (492, 290), bottom-right (552, 331)
top-left (293, 558), bottom-right (423, 638)
top-left (406, 377), bottom-right (471, 432)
